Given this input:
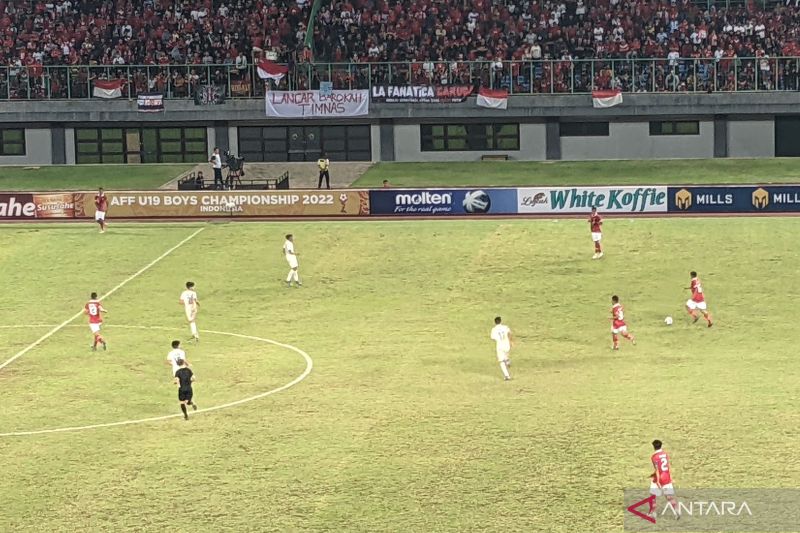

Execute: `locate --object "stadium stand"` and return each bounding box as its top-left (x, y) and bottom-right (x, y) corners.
top-left (0, 0), bottom-right (310, 98)
top-left (310, 0), bottom-right (800, 92)
top-left (2, 0), bottom-right (800, 97)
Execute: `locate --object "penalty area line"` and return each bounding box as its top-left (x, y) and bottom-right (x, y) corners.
top-left (0, 227), bottom-right (205, 373)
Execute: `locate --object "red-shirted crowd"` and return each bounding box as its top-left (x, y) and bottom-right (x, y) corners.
top-left (1, 0), bottom-right (310, 97)
top-left (4, 0), bottom-right (800, 98)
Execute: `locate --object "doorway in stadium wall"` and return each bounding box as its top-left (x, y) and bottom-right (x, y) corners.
top-left (288, 126), bottom-right (321, 161)
top-left (238, 125), bottom-right (371, 162)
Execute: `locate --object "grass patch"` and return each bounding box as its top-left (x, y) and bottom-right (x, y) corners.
top-left (355, 159), bottom-right (800, 187)
top-left (0, 164), bottom-right (193, 190)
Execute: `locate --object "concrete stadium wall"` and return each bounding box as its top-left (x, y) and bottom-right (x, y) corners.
top-left (393, 123), bottom-right (547, 161)
top-left (1, 92), bottom-right (799, 164)
top-left (0, 128), bottom-right (52, 165)
top-left (370, 124), bottom-right (381, 162)
top-left (64, 127), bottom-right (76, 164)
top-left (560, 121), bottom-right (715, 160)
top-left (727, 119), bottom-right (775, 158)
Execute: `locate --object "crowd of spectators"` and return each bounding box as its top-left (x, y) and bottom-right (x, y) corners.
top-left (3, 0), bottom-right (800, 97)
top-left (313, 0), bottom-right (800, 92)
top-left (0, 0), bottom-right (310, 97)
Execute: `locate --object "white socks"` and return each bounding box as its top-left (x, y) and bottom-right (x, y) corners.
top-left (500, 361), bottom-right (511, 380)
top-left (287, 270), bottom-right (300, 283)
top-left (190, 322), bottom-right (198, 338)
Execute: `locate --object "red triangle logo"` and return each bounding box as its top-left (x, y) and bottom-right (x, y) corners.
top-left (627, 494), bottom-right (656, 523)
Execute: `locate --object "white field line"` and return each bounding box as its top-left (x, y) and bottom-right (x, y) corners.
top-left (0, 325), bottom-right (313, 437)
top-left (0, 228), bottom-right (205, 373)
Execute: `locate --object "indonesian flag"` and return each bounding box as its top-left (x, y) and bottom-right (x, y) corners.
top-left (257, 59), bottom-right (289, 82)
top-left (592, 89), bottom-right (623, 108)
top-left (476, 88), bottom-right (508, 110)
top-left (93, 79), bottom-right (124, 98)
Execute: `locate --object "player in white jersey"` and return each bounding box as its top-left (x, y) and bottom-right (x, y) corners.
top-left (179, 280), bottom-right (200, 341)
top-left (283, 234), bottom-right (302, 287)
top-left (490, 316), bottom-right (513, 381)
top-left (166, 339), bottom-right (189, 376)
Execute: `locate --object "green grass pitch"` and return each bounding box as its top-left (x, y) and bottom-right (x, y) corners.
top-left (3, 158), bottom-right (800, 191)
top-left (1, 218), bottom-right (799, 532)
top-left (0, 164), bottom-right (192, 190)
top-left (356, 159), bottom-right (800, 187)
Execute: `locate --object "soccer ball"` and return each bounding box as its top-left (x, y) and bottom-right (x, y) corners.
top-left (462, 190), bottom-right (491, 214)
top-left (664, 316), bottom-right (673, 325)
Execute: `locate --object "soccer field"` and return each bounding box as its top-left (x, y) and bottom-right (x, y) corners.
top-left (1, 219), bottom-right (799, 532)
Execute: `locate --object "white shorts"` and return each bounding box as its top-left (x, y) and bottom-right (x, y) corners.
top-left (89, 323), bottom-right (101, 333)
top-left (95, 211), bottom-right (106, 221)
top-left (686, 299), bottom-right (707, 311)
top-left (496, 349), bottom-right (510, 362)
top-left (287, 256), bottom-right (299, 269)
top-left (611, 325), bottom-right (628, 334)
top-left (591, 232), bottom-right (602, 242)
top-left (650, 482), bottom-right (675, 496)
top-left (185, 308), bottom-right (197, 321)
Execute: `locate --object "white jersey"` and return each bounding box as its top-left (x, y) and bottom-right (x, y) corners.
top-left (284, 239), bottom-right (298, 267)
top-left (283, 239), bottom-right (295, 258)
top-left (180, 289), bottom-right (198, 311)
top-left (490, 324), bottom-right (512, 352)
top-left (167, 348), bottom-right (186, 375)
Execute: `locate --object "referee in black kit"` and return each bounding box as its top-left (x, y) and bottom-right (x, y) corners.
top-left (174, 358), bottom-right (197, 420)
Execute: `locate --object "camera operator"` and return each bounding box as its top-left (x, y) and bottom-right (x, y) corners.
top-left (223, 150), bottom-right (245, 190)
top-left (209, 147), bottom-right (223, 189)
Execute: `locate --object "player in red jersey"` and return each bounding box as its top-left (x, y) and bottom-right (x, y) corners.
top-left (610, 295), bottom-right (636, 350)
top-left (686, 271), bottom-right (713, 327)
top-left (589, 207), bottom-right (603, 259)
top-left (648, 439), bottom-right (679, 519)
top-left (94, 188), bottom-right (108, 233)
top-left (84, 292), bottom-right (107, 351)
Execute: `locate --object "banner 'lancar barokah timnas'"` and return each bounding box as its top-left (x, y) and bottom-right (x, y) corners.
top-left (265, 90), bottom-right (369, 118)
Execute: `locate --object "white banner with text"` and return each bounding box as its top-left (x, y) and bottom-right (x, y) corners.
top-left (265, 90), bottom-right (369, 118)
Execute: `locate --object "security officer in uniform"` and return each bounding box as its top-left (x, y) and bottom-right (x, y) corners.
top-left (317, 152), bottom-right (330, 189)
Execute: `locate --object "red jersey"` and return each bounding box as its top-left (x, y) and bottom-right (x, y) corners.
top-left (85, 300), bottom-right (105, 324)
top-left (611, 303), bottom-right (626, 329)
top-left (590, 213), bottom-right (602, 233)
top-left (651, 450), bottom-right (673, 485)
top-left (690, 277), bottom-right (705, 303)
top-left (95, 193), bottom-right (108, 212)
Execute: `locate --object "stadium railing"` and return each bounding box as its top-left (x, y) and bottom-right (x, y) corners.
top-left (4, 58), bottom-right (800, 100)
